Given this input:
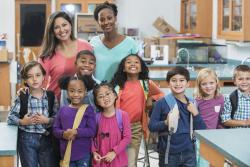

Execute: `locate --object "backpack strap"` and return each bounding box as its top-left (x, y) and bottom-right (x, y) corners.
top-left (96, 109), bottom-right (123, 133)
top-left (164, 93), bottom-right (176, 110)
top-left (140, 80), bottom-right (149, 100)
top-left (19, 91), bottom-right (29, 119)
top-left (229, 89), bottom-right (238, 119)
top-left (46, 91), bottom-right (55, 117)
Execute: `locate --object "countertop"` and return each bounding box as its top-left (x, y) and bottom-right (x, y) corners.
top-left (195, 128), bottom-right (250, 167)
top-left (148, 59), bottom-right (249, 81)
top-left (0, 122), bottom-right (18, 156)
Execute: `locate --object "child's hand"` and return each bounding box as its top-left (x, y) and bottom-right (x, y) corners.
top-left (187, 102), bottom-right (198, 116)
top-left (20, 114), bottom-right (36, 125)
top-left (164, 114), bottom-right (169, 126)
top-left (33, 113), bottom-right (49, 124)
top-left (102, 151), bottom-right (116, 163)
top-left (245, 118), bottom-right (250, 126)
top-left (93, 152), bottom-right (102, 163)
top-left (63, 129), bottom-right (77, 140)
top-left (17, 87), bottom-right (29, 96)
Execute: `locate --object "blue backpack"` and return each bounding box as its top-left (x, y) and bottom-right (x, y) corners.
top-left (96, 109), bottom-right (123, 133)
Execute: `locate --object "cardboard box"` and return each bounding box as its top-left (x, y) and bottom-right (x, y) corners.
top-left (144, 37), bottom-right (159, 58)
top-left (153, 17), bottom-right (178, 34)
top-left (159, 38), bottom-right (177, 63)
top-left (0, 49), bottom-right (8, 62)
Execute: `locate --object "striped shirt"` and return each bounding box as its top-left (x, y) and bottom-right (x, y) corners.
top-left (7, 90), bottom-right (58, 134)
top-left (221, 89), bottom-right (250, 127)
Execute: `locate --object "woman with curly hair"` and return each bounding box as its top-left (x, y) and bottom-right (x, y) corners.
top-left (110, 54), bottom-right (164, 167)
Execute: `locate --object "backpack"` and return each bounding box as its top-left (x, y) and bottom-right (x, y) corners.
top-left (229, 89), bottom-right (238, 119)
top-left (96, 109), bottom-right (123, 133)
top-left (19, 90), bottom-right (55, 118)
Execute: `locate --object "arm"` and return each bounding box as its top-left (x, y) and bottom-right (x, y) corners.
top-left (52, 109), bottom-right (64, 139)
top-left (112, 112), bottom-right (132, 155)
top-left (148, 80), bottom-right (164, 101)
top-left (221, 96), bottom-right (249, 127)
top-left (75, 106), bottom-right (96, 138)
top-left (7, 97), bottom-right (21, 125)
top-left (148, 99), bottom-right (169, 132)
top-left (38, 58), bottom-right (50, 88)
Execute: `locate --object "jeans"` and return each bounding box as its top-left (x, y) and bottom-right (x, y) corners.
top-left (70, 154), bottom-right (90, 167)
top-left (159, 147), bottom-right (196, 167)
top-left (18, 130), bottom-right (56, 167)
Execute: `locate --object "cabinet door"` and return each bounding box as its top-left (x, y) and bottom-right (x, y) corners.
top-left (218, 0), bottom-right (250, 41)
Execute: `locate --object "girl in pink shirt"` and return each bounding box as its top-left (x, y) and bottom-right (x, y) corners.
top-left (92, 82), bottom-right (131, 167)
top-left (194, 68), bottom-right (224, 129)
top-left (39, 11), bottom-right (92, 101)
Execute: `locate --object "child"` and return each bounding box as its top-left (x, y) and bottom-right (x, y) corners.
top-left (92, 82), bottom-right (131, 167)
top-left (148, 66), bottom-right (206, 167)
top-left (194, 68), bottom-right (224, 129)
top-left (53, 76), bottom-right (96, 167)
top-left (7, 61), bottom-right (58, 167)
top-left (110, 54), bottom-right (164, 167)
top-left (60, 50), bottom-right (100, 108)
top-left (221, 64), bottom-right (250, 128)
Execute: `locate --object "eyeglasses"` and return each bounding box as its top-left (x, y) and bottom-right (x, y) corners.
top-left (97, 91), bottom-right (113, 100)
top-left (100, 132), bottom-right (109, 139)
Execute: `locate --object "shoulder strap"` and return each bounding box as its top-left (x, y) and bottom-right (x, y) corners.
top-left (164, 93), bottom-right (176, 110)
top-left (140, 80), bottom-right (149, 100)
top-left (116, 109), bottom-right (123, 133)
top-left (46, 91), bottom-right (55, 117)
top-left (229, 89), bottom-right (238, 119)
top-left (19, 92), bottom-right (29, 119)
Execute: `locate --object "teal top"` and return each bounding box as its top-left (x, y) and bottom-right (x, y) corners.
top-left (0, 122), bottom-right (18, 156)
top-left (90, 35), bottom-right (138, 81)
top-left (195, 128), bottom-right (250, 167)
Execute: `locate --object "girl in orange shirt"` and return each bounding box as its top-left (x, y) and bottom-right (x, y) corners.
top-left (110, 54), bottom-right (164, 167)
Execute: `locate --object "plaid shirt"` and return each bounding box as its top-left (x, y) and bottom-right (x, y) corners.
top-left (221, 89), bottom-right (250, 127)
top-left (7, 90), bottom-right (58, 134)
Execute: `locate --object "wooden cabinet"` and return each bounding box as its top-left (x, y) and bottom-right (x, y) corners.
top-left (180, 0), bottom-right (213, 38)
top-left (217, 0), bottom-right (250, 41)
top-left (0, 63), bottom-right (11, 106)
top-left (56, 0), bottom-right (112, 14)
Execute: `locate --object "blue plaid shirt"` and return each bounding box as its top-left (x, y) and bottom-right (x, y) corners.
top-left (7, 90), bottom-right (58, 134)
top-left (221, 89), bottom-right (250, 127)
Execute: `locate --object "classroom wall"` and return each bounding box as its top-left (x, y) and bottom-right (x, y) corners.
top-left (0, 0), bottom-right (250, 61)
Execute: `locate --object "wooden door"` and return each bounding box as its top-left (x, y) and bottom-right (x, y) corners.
top-left (15, 0), bottom-right (51, 65)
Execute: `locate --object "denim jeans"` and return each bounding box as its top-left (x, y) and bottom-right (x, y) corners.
top-left (18, 130), bottom-right (56, 167)
top-left (158, 147), bottom-right (196, 167)
top-left (70, 154), bottom-right (90, 167)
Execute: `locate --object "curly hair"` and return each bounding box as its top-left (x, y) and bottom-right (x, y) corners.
top-left (58, 75), bottom-right (95, 92)
top-left (94, 1), bottom-right (118, 21)
top-left (110, 54), bottom-right (149, 88)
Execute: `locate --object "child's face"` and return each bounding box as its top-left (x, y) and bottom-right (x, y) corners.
top-left (25, 65), bottom-right (44, 90)
top-left (96, 86), bottom-right (117, 109)
top-left (76, 54), bottom-right (96, 76)
top-left (67, 80), bottom-right (86, 106)
top-left (200, 76), bottom-right (217, 98)
top-left (234, 71), bottom-right (250, 93)
top-left (168, 74), bottom-right (189, 95)
top-left (123, 56), bottom-right (141, 76)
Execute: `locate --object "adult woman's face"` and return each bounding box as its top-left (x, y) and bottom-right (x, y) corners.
top-left (53, 17), bottom-right (72, 41)
top-left (97, 8), bottom-right (116, 33)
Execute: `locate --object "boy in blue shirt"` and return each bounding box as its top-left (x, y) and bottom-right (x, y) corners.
top-left (149, 66), bottom-right (206, 167)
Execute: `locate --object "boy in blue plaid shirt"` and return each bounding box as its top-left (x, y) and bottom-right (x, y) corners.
top-left (221, 65), bottom-right (250, 128)
top-left (7, 61), bottom-right (58, 167)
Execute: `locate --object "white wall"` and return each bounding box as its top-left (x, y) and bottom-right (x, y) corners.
top-left (0, 0), bottom-right (15, 53)
top-left (0, 0), bottom-right (249, 61)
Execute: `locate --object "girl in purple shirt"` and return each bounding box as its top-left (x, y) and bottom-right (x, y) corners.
top-left (194, 68), bottom-right (224, 129)
top-left (53, 75), bottom-right (96, 167)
